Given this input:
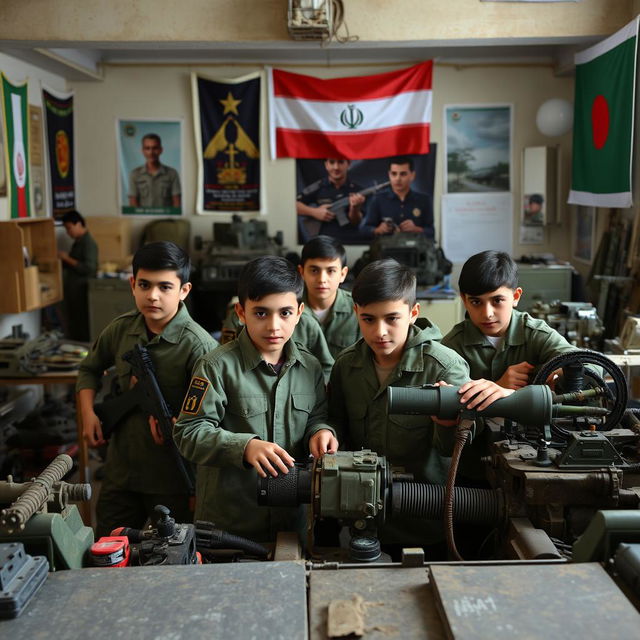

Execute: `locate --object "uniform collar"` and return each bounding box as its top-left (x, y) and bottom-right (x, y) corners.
top-left (140, 162), bottom-right (168, 177)
top-left (236, 326), bottom-right (308, 373)
top-left (383, 187), bottom-right (415, 203)
top-left (126, 302), bottom-right (191, 344)
top-left (302, 287), bottom-right (352, 318)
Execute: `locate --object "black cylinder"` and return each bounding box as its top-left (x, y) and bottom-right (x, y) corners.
top-left (391, 483), bottom-right (503, 525)
top-left (256, 464), bottom-right (312, 507)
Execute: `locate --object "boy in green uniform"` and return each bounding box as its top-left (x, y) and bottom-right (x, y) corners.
top-left (174, 256), bottom-right (337, 543)
top-left (297, 235), bottom-right (360, 358)
top-left (77, 241), bottom-right (218, 536)
top-left (328, 259), bottom-right (508, 553)
top-left (442, 250), bottom-right (577, 389)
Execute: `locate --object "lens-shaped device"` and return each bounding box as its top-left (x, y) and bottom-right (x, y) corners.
top-left (256, 463), bottom-right (312, 507)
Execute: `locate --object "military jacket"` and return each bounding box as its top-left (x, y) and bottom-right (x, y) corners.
top-left (65, 231), bottom-right (98, 280)
top-left (441, 309), bottom-right (577, 381)
top-left (128, 163), bottom-right (181, 207)
top-left (328, 318), bottom-right (470, 544)
top-left (174, 328), bottom-right (332, 542)
top-left (76, 303), bottom-right (218, 494)
top-left (302, 287), bottom-right (360, 358)
top-left (362, 188), bottom-right (435, 239)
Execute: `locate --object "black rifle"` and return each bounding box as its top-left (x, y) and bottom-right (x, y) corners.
top-left (94, 344), bottom-right (195, 493)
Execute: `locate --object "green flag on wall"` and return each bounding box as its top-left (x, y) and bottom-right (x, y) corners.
top-left (1, 74), bottom-right (31, 218)
top-left (568, 17), bottom-right (638, 208)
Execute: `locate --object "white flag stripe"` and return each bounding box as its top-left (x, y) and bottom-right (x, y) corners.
top-left (273, 90), bottom-right (432, 133)
top-left (575, 16), bottom-right (639, 65)
top-left (568, 189), bottom-right (632, 208)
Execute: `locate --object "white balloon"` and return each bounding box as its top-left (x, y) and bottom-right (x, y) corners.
top-left (536, 98), bottom-right (574, 137)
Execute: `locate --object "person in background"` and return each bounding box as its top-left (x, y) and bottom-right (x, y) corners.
top-left (58, 210), bottom-right (98, 342)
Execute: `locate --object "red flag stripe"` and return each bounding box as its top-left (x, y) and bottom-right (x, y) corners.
top-left (272, 62), bottom-right (432, 102)
top-left (275, 124), bottom-right (430, 159)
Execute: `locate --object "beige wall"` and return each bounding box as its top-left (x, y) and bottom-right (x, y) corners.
top-left (0, 0), bottom-right (634, 43)
top-left (71, 60), bottom-right (577, 266)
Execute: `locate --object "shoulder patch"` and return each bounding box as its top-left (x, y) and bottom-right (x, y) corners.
top-left (181, 377), bottom-right (209, 415)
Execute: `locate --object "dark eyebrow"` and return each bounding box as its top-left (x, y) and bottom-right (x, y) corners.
top-left (138, 278), bottom-right (174, 287)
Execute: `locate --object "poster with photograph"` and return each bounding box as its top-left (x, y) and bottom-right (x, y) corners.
top-left (295, 147), bottom-right (436, 245)
top-left (28, 106), bottom-right (46, 217)
top-left (117, 119), bottom-right (182, 216)
top-left (520, 192), bottom-right (545, 244)
top-left (573, 206), bottom-right (595, 263)
top-left (444, 105), bottom-right (511, 194)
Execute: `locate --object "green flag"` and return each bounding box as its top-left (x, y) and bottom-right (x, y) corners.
top-left (1, 74), bottom-right (31, 218)
top-left (569, 17), bottom-right (638, 208)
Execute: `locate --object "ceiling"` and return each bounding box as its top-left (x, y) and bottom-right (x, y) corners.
top-left (1, 35), bottom-right (601, 81)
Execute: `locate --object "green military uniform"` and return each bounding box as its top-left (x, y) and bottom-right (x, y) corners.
top-left (128, 163), bottom-right (181, 207)
top-left (302, 287), bottom-right (360, 358)
top-left (76, 303), bottom-right (218, 535)
top-left (328, 318), bottom-right (470, 545)
top-left (222, 303), bottom-right (334, 382)
top-left (63, 231), bottom-right (98, 341)
top-left (174, 328), bottom-right (332, 543)
top-left (441, 309), bottom-right (577, 381)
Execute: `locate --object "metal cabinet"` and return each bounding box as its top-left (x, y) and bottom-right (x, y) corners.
top-left (516, 264), bottom-right (573, 311)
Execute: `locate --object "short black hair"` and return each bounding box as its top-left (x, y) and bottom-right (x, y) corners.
top-left (142, 133), bottom-right (162, 146)
top-left (237, 256), bottom-right (304, 305)
top-left (389, 156), bottom-right (413, 171)
top-left (458, 250), bottom-right (518, 295)
top-left (301, 235), bottom-right (347, 268)
top-left (529, 193), bottom-right (544, 205)
top-left (132, 241), bottom-right (191, 284)
top-left (61, 210), bottom-right (86, 227)
top-left (352, 259), bottom-right (416, 307)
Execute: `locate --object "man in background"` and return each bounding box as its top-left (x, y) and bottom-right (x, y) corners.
top-left (361, 156), bottom-right (434, 239)
top-left (58, 210), bottom-right (98, 342)
top-left (128, 133), bottom-right (181, 209)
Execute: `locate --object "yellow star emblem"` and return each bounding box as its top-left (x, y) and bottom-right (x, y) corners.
top-left (219, 92), bottom-right (241, 115)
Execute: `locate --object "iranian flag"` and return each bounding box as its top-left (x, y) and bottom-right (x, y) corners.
top-left (268, 61), bottom-right (432, 160)
top-left (568, 17), bottom-right (638, 208)
top-left (1, 74), bottom-right (31, 218)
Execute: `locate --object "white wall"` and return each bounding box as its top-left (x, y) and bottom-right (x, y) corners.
top-left (71, 61), bottom-right (576, 267)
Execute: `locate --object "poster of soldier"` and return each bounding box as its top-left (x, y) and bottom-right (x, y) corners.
top-left (117, 119), bottom-right (182, 216)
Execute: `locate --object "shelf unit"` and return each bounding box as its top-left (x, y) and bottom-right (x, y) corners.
top-left (0, 218), bottom-right (62, 313)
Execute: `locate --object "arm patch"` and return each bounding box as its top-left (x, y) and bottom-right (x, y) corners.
top-left (181, 377), bottom-right (210, 415)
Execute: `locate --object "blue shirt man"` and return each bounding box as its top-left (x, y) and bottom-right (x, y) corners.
top-left (361, 156), bottom-right (434, 240)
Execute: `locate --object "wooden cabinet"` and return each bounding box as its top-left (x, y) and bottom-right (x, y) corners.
top-left (0, 218), bottom-right (62, 313)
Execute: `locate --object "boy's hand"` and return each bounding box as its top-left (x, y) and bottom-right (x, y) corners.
top-left (148, 416), bottom-right (176, 445)
top-left (82, 411), bottom-right (106, 447)
top-left (308, 429), bottom-right (338, 458)
top-left (431, 380), bottom-right (458, 426)
top-left (458, 379), bottom-right (515, 412)
top-left (496, 361), bottom-right (534, 390)
top-left (244, 439), bottom-right (295, 478)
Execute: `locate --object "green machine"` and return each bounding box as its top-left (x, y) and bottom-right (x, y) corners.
top-left (0, 454), bottom-right (94, 570)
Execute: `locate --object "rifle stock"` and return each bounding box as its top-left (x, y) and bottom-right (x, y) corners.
top-left (94, 345), bottom-right (195, 493)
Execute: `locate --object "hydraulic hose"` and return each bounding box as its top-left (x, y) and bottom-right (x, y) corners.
top-left (391, 482), bottom-right (502, 524)
top-left (195, 521), bottom-right (270, 559)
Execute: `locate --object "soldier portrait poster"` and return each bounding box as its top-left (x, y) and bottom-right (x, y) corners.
top-left (117, 118), bottom-right (183, 217)
top-left (43, 88), bottom-right (75, 219)
top-left (192, 71), bottom-right (261, 213)
top-left (295, 147), bottom-right (437, 246)
top-left (1, 74), bottom-right (31, 218)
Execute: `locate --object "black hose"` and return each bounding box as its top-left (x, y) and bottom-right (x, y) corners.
top-left (195, 521), bottom-right (269, 559)
top-left (391, 482), bottom-right (503, 525)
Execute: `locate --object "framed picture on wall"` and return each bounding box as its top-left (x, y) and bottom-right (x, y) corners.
top-left (444, 104), bottom-right (512, 194)
top-left (117, 118), bottom-right (183, 216)
top-left (573, 205), bottom-right (595, 263)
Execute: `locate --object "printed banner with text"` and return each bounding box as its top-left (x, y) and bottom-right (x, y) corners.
top-left (43, 88), bottom-right (75, 218)
top-left (192, 72), bottom-right (261, 213)
top-left (269, 61), bottom-right (433, 160)
top-left (1, 75), bottom-right (31, 218)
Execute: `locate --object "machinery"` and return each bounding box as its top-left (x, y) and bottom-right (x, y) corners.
top-left (354, 232), bottom-right (452, 286)
top-left (260, 350), bottom-right (640, 566)
top-left (530, 300), bottom-right (605, 350)
top-left (0, 454), bottom-right (93, 570)
top-left (195, 214), bottom-right (286, 287)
